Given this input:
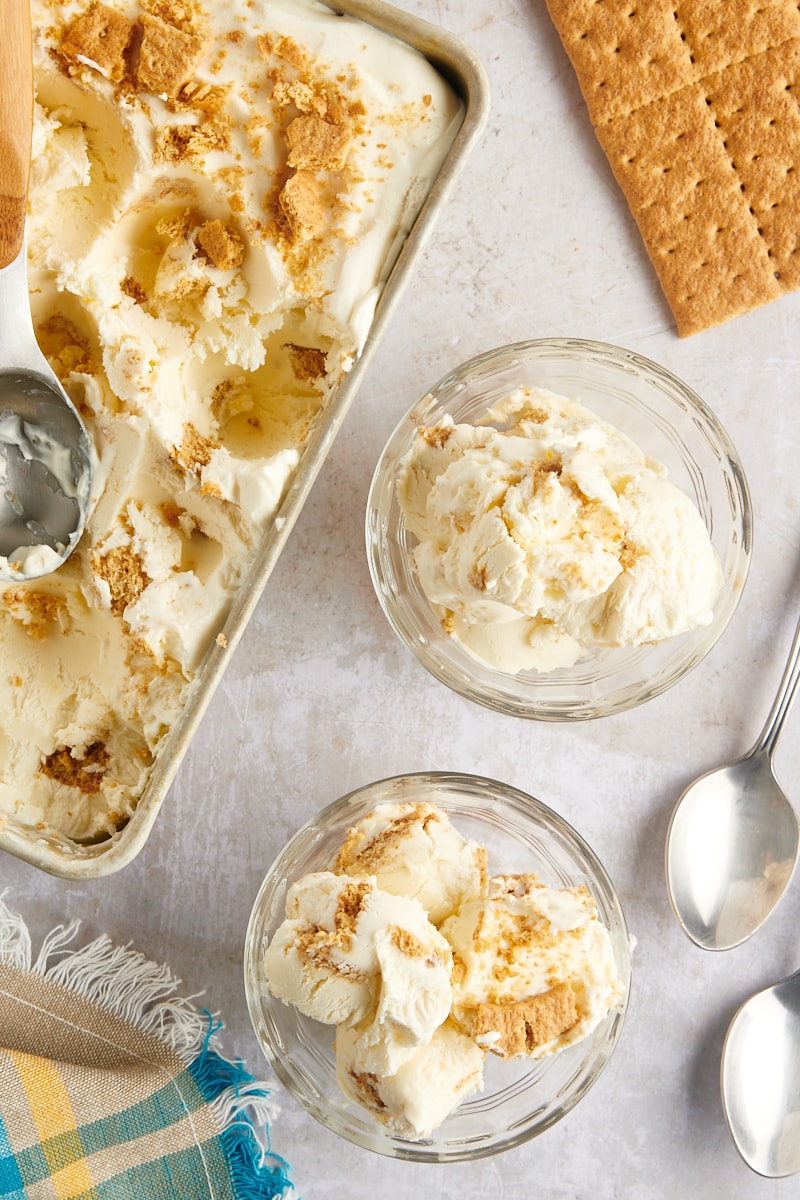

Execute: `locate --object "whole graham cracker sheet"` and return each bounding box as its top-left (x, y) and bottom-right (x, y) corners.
top-left (545, 0), bottom-right (800, 336)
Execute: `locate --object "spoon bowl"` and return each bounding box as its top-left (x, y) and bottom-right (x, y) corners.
top-left (721, 967), bottom-right (800, 1177)
top-left (0, 0), bottom-right (94, 581)
top-left (666, 752), bottom-right (799, 950)
top-left (666, 602), bottom-right (800, 950)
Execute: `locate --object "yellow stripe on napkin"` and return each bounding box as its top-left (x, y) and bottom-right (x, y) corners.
top-left (8, 1049), bottom-right (97, 1199)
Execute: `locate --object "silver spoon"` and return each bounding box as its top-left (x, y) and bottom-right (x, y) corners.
top-left (665, 603), bottom-right (800, 951)
top-left (721, 966), bottom-right (800, 1177)
top-left (0, 0), bottom-right (93, 582)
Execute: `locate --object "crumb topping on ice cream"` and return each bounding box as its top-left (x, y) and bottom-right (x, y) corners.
top-left (264, 802), bottom-right (626, 1139)
top-left (0, 0), bottom-right (462, 841)
top-left (397, 386), bottom-right (724, 674)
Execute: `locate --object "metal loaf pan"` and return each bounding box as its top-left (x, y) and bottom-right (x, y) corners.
top-left (0, 0), bottom-right (490, 878)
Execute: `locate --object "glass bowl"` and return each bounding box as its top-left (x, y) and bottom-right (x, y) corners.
top-left (365, 338), bottom-right (752, 720)
top-left (244, 772), bottom-right (632, 1162)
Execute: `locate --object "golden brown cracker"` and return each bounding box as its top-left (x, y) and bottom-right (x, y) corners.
top-left (677, 1), bottom-right (800, 75)
top-left (594, 81), bottom-right (781, 334)
top-left (545, 0), bottom-right (800, 334)
top-left (545, 0), bottom-right (698, 125)
top-left (136, 12), bottom-right (209, 98)
top-left (285, 343), bottom-right (327, 381)
top-left (91, 545), bottom-right (151, 615)
top-left (464, 982), bottom-right (579, 1059)
top-left (704, 40), bottom-right (800, 293)
top-left (60, 1), bottom-right (135, 82)
top-left (197, 220), bottom-right (245, 270)
top-left (279, 171), bottom-right (326, 241)
top-left (286, 115), bottom-right (351, 171)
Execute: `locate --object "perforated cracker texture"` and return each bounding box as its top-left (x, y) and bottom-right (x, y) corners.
top-left (546, 0), bottom-right (800, 335)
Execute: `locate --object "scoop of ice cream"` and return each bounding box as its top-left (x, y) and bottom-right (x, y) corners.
top-left (558, 469), bottom-right (724, 646)
top-left (334, 801), bottom-right (487, 925)
top-left (336, 1018), bottom-right (484, 1139)
top-left (441, 873), bottom-right (624, 1059)
top-left (264, 872), bottom-right (452, 1031)
top-left (397, 386), bottom-right (723, 674)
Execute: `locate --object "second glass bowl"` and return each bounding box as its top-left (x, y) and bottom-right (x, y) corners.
top-left (244, 772), bottom-right (632, 1162)
top-left (366, 338), bottom-right (752, 720)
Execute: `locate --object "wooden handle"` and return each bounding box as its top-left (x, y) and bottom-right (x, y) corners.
top-left (0, 0), bottom-right (33, 269)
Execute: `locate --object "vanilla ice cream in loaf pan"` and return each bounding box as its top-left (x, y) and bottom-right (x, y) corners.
top-left (0, 0), bottom-right (489, 877)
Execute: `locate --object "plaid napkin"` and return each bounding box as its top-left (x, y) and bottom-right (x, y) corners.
top-left (0, 892), bottom-right (293, 1200)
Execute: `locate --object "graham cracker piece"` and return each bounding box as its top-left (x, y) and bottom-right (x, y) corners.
top-left (196, 220), bottom-right (245, 269)
top-left (60, 1), bottom-right (135, 82)
top-left (545, 0), bottom-right (697, 124)
top-left (279, 171), bottom-right (326, 241)
top-left (594, 81), bottom-right (781, 335)
top-left (174, 422), bottom-right (221, 473)
top-left (465, 982), bottom-right (579, 1059)
top-left (545, 0), bottom-right (800, 334)
top-left (155, 119), bottom-right (230, 164)
top-left (677, 1), bottom-right (800, 75)
top-left (286, 115), bottom-right (351, 171)
top-left (704, 39), bottom-right (800, 293)
top-left (272, 79), bottom-right (328, 117)
top-left (285, 343), bottom-right (327, 382)
top-left (91, 545), bottom-right (151, 615)
top-left (2, 589), bottom-right (68, 639)
top-left (176, 79), bottom-right (231, 114)
top-left (136, 12), bottom-right (209, 99)
top-left (39, 741), bottom-right (110, 794)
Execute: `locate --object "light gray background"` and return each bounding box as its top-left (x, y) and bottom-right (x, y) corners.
top-left (5, 1), bottom-right (800, 1196)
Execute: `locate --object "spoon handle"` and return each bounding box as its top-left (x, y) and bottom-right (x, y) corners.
top-left (0, 0), bottom-right (33, 270)
top-left (752, 605), bottom-right (800, 760)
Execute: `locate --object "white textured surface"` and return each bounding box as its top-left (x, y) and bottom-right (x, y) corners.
top-left (4, 1), bottom-right (800, 1195)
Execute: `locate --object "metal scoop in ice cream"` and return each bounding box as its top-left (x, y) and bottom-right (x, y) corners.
top-left (0, 0), bottom-right (93, 581)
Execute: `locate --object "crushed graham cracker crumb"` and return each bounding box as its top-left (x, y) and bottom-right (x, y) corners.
top-left (39, 741), bottom-right (110, 795)
top-left (272, 78), bottom-right (327, 117)
top-left (2, 589), bottom-right (68, 639)
top-left (196, 219), bottom-right (245, 269)
top-left (155, 209), bottom-right (195, 240)
top-left (175, 78), bottom-right (231, 113)
top-left (141, 0), bottom-right (206, 31)
top-left (121, 276), bottom-right (148, 304)
top-left (278, 170), bottom-right (325, 241)
top-left (160, 501), bottom-right (185, 527)
top-left (335, 880), bottom-right (372, 936)
top-left (175, 422), bottom-right (221, 472)
top-left (420, 423), bottom-right (454, 449)
top-left (92, 544), bottom-right (151, 614)
top-left (347, 1071), bottom-right (387, 1112)
top-left (388, 924), bottom-right (448, 967)
top-left (36, 315), bottom-right (96, 379)
top-left (199, 480), bottom-right (223, 498)
top-left (285, 343), bottom-right (327, 381)
top-left (155, 118), bottom-right (230, 163)
top-left (259, 34), bottom-right (307, 71)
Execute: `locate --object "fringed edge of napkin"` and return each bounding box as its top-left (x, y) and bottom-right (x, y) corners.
top-left (0, 891), bottom-right (294, 1200)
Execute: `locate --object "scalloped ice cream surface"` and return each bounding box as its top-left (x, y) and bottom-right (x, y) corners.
top-left (397, 386), bottom-right (724, 674)
top-left (0, 0), bottom-right (463, 842)
top-left (263, 802), bottom-right (625, 1140)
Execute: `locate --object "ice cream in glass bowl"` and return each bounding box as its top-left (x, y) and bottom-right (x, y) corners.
top-left (243, 772), bottom-right (632, 1161)
top-left (366, 338), bottom-right (752, 720)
